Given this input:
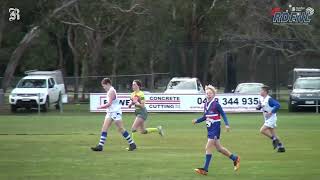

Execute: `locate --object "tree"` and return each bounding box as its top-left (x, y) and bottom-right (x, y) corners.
top-left (1, 0), bottom-right (79, 92)
top-left (56, 0), bottom-right (146, 92)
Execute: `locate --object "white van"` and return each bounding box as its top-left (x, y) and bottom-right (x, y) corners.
top-left (9, 70), bottom-right (66, 112)
top-left (164, 77), bottom-right (204, 94)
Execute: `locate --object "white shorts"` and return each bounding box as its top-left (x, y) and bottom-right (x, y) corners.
top-left (263, 114), bottom-right (277, 128)
top-left (105, 112), bottom-right (122, 121)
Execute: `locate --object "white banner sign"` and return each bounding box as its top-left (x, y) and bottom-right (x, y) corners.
top-left (90, 93), bottom-right (261, 113)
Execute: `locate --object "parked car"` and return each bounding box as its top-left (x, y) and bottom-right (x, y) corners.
top-left (288, 68), bottom-right (320, 88)
top-left (9, 70), bottom-right (66, 112)
top-left (164, 77), bottom-right (204, 94)
top-left (288, 77), bottom-right (320, 112)
top-left (233, 83), bottom-right (264, 94)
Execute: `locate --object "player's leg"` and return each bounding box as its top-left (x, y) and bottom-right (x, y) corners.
top-left (137, 112), bottom-right (164, 136)
top-left (133, 116), bottom-right (155, 135)
top-left (260, 125), bottom-right (273, 138)
top-left (260, 125), bottom-right (278, 148)
top-left (194, 139), bottom-right (215, 175)
top-left (141, 120), bottom-right (163, 135)
top-left (131, 116), bottom-right (144, 140)
top-left (114, 118), bottom-right (137, 151)
top-left (91, 117), bottom-right (113, 151)
top-left (137, 109), bottom-right (157, 134)
top-left (261, 116), bottom-right (284, 150)
top-left (270, 128), bottom-right (285, 152)
top-left (214, 139), bottom-right (240, 171)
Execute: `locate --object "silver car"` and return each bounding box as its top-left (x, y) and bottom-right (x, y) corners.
top-left (233, 83), bottom-right (264, 94)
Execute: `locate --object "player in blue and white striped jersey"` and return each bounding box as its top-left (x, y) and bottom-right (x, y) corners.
top-left (257, 85), bottom-right (285, 153)
top-left (91, 78), bottom-right (137, 152)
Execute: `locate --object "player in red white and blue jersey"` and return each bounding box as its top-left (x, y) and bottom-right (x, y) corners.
top-left (256, 85), bottom-right (285, 152)
top-left (192, 85), bottom-right (240, 176)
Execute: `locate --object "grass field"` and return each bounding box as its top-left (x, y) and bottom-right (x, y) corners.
top-left (0, 110), bottom-right (319, 180)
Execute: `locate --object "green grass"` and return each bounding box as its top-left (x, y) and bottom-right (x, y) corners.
top-left (0, 111), bottom-right (319, 180)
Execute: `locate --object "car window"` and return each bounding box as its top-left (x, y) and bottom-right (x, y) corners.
top-left (17, 79), bottom-right (47, 88)
top-left (235, 84), bottom-right (262, 93)
top-left (167, 80), bottom-right (196, 90)
top-left (48, 79), bottom-right (53, 88)
top-left (196, 80), bottom-right (203, 92)
top-left (50, 78), bottom-right (55, 86)
top-left (294, 79), bottom-right (320, 89)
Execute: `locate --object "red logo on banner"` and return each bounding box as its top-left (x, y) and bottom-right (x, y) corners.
top-left (271, 7), bottom-right (281, 16)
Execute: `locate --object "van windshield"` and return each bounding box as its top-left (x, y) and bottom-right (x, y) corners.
top-left (294, 79), bottom-right (320, 89)
top-left (17, 79), bottom-right (47, 88)
top-left (235, 84), bottom-right (263, 93)
top-left (167, 80), bottom-right (196, 90)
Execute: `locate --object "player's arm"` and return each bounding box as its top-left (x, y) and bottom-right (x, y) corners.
top-left (98, 90), bottom-right (115, 109)
top-left (216, 103), bottom-right (230, 130)
top-left (268, 98), bottom-right (280, 114)
top-left (133, 94), bottom-right (145, 108)
top-left (128, 97), bottom-right (134, 108)
top-left (134, 101), bottom-right (145, 108)
top-left (192, 105), bottom-right (206, 124)
top-left (128, 93), bottom-right (136, 108)
top-left (192, 116), bottom-right (206, 124)
top-left (256, 100), bottom-right (262, 110)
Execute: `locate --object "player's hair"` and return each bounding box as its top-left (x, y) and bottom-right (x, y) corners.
top-left (205, 85), bottom-right (217, 94)
top-left (133, 80), bottom-right (142, 88)
top-left (261, 85), bottom-right (270, 93)
top-left (101, 78), bottom-right (112, 85)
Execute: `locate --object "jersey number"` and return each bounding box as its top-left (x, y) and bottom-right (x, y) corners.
top-left (206, 121), bottom-right (213, 127)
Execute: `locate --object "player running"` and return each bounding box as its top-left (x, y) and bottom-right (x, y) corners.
top-left (91, 78), bottom-right (137, 152)
top-left (192, 85), bottom-right (240, 176)
top-left (128, 80), bottom-right (164, 140)
top-left (256, 85), bottom-right (285, 153)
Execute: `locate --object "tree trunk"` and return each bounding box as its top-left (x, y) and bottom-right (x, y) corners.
top-left (249, 46), bottom-right (265, 81)
top-left (191, 1), bottom-right (198, 77)
top-left (192, 41), bottom-right (198, 77)
top-left (112, 26), bottom-right (129, 89)
top-left (83, 31), bottom-right (104, 92)
top-left (179, 47), bottom-right (188, 76)
top-left (253, 49), bottom-right (265, 80)
top-left (91, 32), bottom-right (104, 75)
top-left (56, 35), bottom-right (65, 74)
top-left (149, 55), bottom-right (155, 91)
top-left (203, 37), bottom-right (215, 84)
top-left (0, 4), bottom-right (6, 48)
top-left (249, 45), bottom-right (257, 81)
top-left (67, 27), bottom-right (79, 102)
top-left (2, 26), bottom-right (40, 92)
top-left (81, 56), bottom-right (88, 101)
top-left (111, 48), bottom-right (118, 88)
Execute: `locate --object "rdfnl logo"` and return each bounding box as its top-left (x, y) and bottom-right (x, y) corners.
top-left (272, 5), bottom-right (315, 25)
top-left (9, 8), bottom-right (20, 21)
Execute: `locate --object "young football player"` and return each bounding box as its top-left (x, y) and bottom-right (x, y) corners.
top-left (128, 80), bottom-right (164, 140)
top-left (91, 78), bottom-right (137, 151)
top-left (193, 85), bottom-right (240, 176)
top-left (257, 85), bottom-right (285, 152)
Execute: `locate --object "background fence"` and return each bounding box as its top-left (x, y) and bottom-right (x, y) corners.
top-left (0, 71), bottom-right (319, 114)
top-left (0, 73), bottom-right (172, 113)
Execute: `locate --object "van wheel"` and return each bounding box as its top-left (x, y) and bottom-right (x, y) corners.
top-left (41, 97), bottom-right (49, 112)
top-left (11, 105), bottom-right (17, 113)
top-left (55, 94), bottom-right (61, 110)
top-left (288, 100), bottom-right (297, 112)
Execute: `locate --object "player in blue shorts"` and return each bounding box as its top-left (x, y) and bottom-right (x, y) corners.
top-left (256, 85), bottom-right (285, 152)
top-left (192, 85), bottom-right (240, 176)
